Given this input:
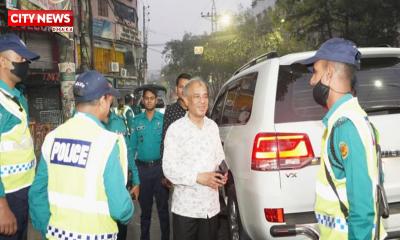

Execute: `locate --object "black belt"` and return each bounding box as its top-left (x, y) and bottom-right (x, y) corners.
top-left (136, 159), bottom-right (161, 167)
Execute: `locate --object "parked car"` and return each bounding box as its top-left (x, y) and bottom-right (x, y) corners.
top-left (133, 84), bottom-right (167, 114)
top-left (211, 48), bottom-right (400, 239)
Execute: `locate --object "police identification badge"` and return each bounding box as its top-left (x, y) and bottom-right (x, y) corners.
top-left (50, 138), bottom-right (91, 168)
top-left (339, 142), bottom-right (349, 160)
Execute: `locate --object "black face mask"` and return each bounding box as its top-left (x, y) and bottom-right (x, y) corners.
top-left (313, 80), bottom-right (330, 107)
top-left (10, 61), bottom-right (29, 81)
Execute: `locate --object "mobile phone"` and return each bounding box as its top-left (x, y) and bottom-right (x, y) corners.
top-left (215, 160), bottom-right (228, 179)
top-left (218, 160), bottom-right (228, 174)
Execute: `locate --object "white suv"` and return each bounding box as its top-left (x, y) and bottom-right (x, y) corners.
top-left (211, 48), bottom-right (400, 239)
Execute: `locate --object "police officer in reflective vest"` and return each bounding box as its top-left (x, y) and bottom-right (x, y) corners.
top-left (114, 96), bottom-right (134, 133)
top-left (299, 38), bottom-right (386, 239)
top-left (29, 71), bottom-right (134, 239)
top-left (0, 33), bottom-right (39, 239)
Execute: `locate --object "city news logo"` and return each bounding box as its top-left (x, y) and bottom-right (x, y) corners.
top-left (50, 138), bottom-right (91, 168)
top-left (7, 10), bottom-right (74, 33)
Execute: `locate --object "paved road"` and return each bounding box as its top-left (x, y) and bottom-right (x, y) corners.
top-left (28, 200), bottom-right (229, 240)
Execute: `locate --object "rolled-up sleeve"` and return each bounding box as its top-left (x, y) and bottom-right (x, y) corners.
top-left (162, 124), bottom-right (198, 186)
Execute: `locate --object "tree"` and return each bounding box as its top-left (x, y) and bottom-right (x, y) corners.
top-left (161, 0), bottom-right (400, 100)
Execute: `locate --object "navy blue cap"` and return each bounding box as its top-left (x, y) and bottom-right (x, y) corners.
top-left (73, 70), bottom-right (120, 103)
top-left (0, 33), bottom-right (40, 61)
top-left (299, 38), bottom-right (361, 68)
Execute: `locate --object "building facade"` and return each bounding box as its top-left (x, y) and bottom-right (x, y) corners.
top-left (88, 0), bottom-right (141, 95)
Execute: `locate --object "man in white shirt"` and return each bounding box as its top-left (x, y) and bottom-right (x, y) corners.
top-left (162, 78), bottom-right (227, 240)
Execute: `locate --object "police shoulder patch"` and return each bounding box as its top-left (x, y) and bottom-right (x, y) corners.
top-left (339, 141), bottom-right (349, 160)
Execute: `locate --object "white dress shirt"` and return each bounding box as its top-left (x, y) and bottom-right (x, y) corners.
top-left (162, 114), bottom-right (225, 219)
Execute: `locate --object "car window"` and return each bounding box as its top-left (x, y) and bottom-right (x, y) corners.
top-left (211, 91), bottom-right (227, 124)
top-left (275, 57), bottom-right (400, 123)
top-left (220, 72), bottom-right (257, 126)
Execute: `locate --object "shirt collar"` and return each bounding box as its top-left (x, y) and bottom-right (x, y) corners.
top-left (0, 79), bottom-right (22, 98)
top-left (322, 93), bottom-right (353, 127)
top-left (140, 110), bottom-right (162, 121)
top-left (184, 113), bottom-right (210, 130)
top-left (75, 112), bottom-right (105, 129)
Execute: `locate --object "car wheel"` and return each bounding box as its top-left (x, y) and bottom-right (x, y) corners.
top-left (227, 185), bottom-right (250, 240)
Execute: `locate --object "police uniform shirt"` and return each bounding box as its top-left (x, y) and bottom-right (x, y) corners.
top-left (131, 111), bottom-right (164, 162)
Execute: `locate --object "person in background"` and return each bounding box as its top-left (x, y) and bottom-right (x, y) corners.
top-left (131, 96), bottom-right (142, 116)
top-left (114, 96), bottom-right (134, 134)
top-left (163, 78), bottom-right (227, 240)
top-left (105, 96), bottom-right (140, 240)
top-left (131, 87), bottom-right (169, 240)
top-left (29, 70), bottom-right (134, 239)
top-left (0, 33), bottom-right (40, 239)
top-left (123, 94), bottom-right (135, 133)
top-left (160, 73), bottom-right (191, 188)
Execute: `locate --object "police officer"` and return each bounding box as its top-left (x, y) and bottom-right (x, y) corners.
top-left (299, 38), bottom-right (385, 239)
top-left (131, 96), bottom-right (142, 116)
top-left (0, 33), bottom-right (39, 239)
top-left (114, 96), bottom-right (134, 133)
top-left (29, 71), bottom-right (134, 239)
top-left (105, 103), bottom-right (140, 240)
top-left (131, 87), bottom-right (169, 240)
top-left (123, 94), bottom-right (135, 133)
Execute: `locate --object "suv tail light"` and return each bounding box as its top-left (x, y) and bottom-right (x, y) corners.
top-left (251, 133), bottom-right (315, 171)
top-left (264, 208), bottom-right (285, 223)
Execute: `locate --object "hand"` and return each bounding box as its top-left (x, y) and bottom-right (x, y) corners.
top-left (196, 172), bottom-right (228, 190)
top-left (130, 185), bottom-right (140, 200)
top-left (161, 177), bottom-right (173, 189)
top-left (0, 198), bottom-right (17, 235)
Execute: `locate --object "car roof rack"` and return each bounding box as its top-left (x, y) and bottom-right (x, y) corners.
top-left (233, 51), bottom-right (278, 76)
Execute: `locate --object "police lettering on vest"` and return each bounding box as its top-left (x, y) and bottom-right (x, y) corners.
top-left (50, 138), bottom-right (91, 168)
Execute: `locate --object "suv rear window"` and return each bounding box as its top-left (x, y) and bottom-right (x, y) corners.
top-left (275, 57), bottom-right (400, 123)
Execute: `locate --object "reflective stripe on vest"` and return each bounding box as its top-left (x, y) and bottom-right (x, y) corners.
top-left (43, 113), bottom-right (127, 236)
top-left (0, 159), bottom-right (35, 177)
top-left (0, 89), bottom-right (35, 193)
top-left (315, 97), bottom-right (385, 240)
top-left (48, 191), bottom-right (109, 215)
top-left (0, 136), bottom-right (34, 152)
top-left (316, 213), bottom-right (348, 232)
top-left (47, 225), bottom-right (117, 240)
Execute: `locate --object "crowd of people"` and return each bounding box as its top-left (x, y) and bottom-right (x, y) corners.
top-left (0, 32), bottom-right (386, 240)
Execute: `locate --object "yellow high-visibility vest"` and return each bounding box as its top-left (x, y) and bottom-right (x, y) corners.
top-left (315, 97), bottom-right (385, 240)
top-left (41, 113), bottom-right (128, 239)
top-left (0, 89), bottom-right (35, 194)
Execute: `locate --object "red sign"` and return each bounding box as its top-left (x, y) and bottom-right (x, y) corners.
top-left (7, 10), bottom-right (73, 27)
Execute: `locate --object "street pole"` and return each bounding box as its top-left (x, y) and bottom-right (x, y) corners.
top-left (142, 5), bottom-right (149, 84)
top-left (201, 0), bottom-right (218, 33)
top-left (77, 0), bottom-right (93, 72)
